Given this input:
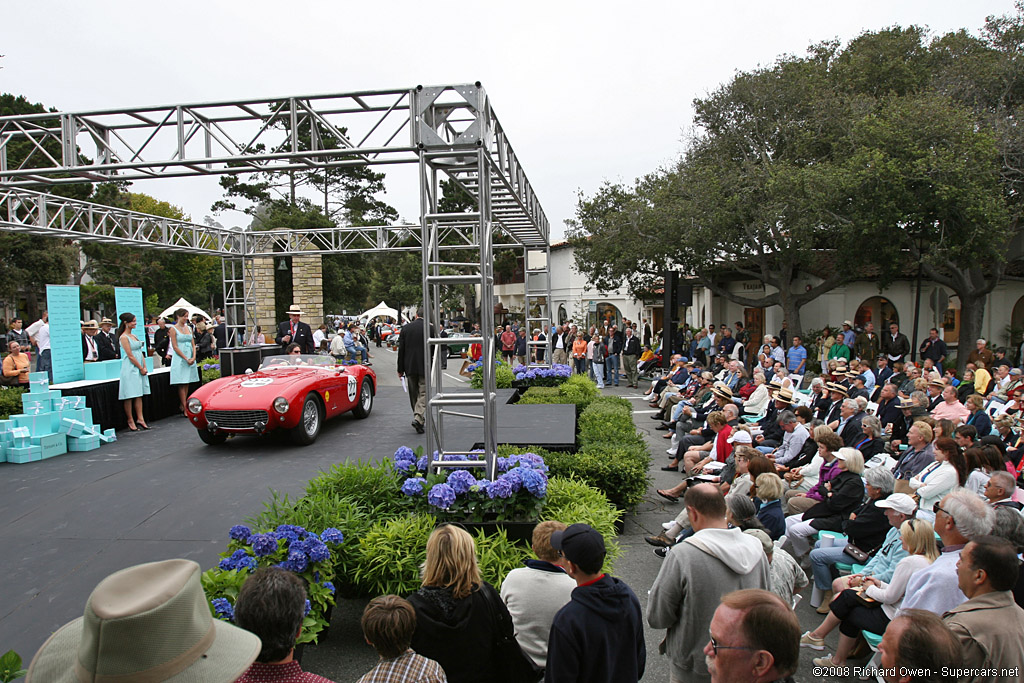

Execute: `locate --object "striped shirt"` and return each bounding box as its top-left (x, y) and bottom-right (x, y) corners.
top-left (356, 650), bottom-right (447, 683)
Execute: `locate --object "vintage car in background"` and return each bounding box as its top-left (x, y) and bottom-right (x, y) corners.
top-left (187, 355), bottom-right (375, 445)
top-left (445, 331), bottom-right (473, 357)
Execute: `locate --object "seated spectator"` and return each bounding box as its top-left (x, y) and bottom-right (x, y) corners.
top-left (753, 473), bottom-right (786, 540)
top-left (892, 421), bottom-right (936, 484)
top-left (955, 424), bottom-right (979, 450)
top-left (909, 437), bottom-right (968, 522)
top-left (901, 490), bottom-right (995, 615)
top-left (807, 467), bottom-right (895, 613)
top-left (984, 470), bottom-right (1023, 511)
top-left (499, 521), bottom-right (576, 670)
top-left (992, 414), bottom-right (1020, 456)
top-left (783, 428), bottom-right (844, 513)
top-left (234, 567), bottom-right (334, 682)
top-left (964, 394), bottom-right (992, 437)
top-left (357, 595), bottom-right (446, 683)
top-left (931, 384), bottom-right (969, 423)
top-left (408, 525), bottom-right (520, 683)
top-left (26, 558), bottom-right (260, 682)
top-left (802, 519), bottom-right (938, 668)
top-left (784, 448), bottom-right (866, 559)
top-left (964, 444), bottom-right (999, 496)
top-left (703, 589), bottom-right (800, 683)
top-left (854, 415), bottom-right (887, 467)
top-left (877, 609), bottom-right (964, 683)
top-left (992, 507), bottom-right (1024, 609)
top-left (727, 494), bottom-right (768, 533)
top-left (943, 536), bottom-right (1024, 677)
top-left (745, 529), bottom-right (807, 609)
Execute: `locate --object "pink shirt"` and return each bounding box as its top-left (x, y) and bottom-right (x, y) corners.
top-left (930, 400), bottom-right (970, 424)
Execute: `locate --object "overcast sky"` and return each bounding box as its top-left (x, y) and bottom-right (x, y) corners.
top-left (1, 0), bottom-right (1017, 241)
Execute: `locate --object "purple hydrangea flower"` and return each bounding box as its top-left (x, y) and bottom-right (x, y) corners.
top-left (488, 477), bottom-right (514, 499)
top-left (306, 540), bottom-right (330, 563)
top-left (522, 468), bottom-right (548, 497)
top-left (393, 457), bottom-right (416, 473)
top-left (447, 470), bottom-right (477, 495)
top-left (416, 455), bottom-right (429, 471)
top-left (428, 483), bottom-right (456, 510)
top-left (229, 525), bottom-right (252, 542)
top-left (279, 548), bottom-right (309, 573)
top-left (211, 597), bottom-right (234, 621)
top-left (275, 525), bottom-right (305, 543)
top-left (250, 533), bottom-right (279, 557)
top-left (320, 528), bottom-right (343, 544)
top-left (304, 599), bottom-right (312, 616)
top-left (402, 477), bottom-right (427, 496)
top-left (323, 581), bottom-right (336, 594)
top-left (394, 446), bottom-right (415, 461)
top-left (501, 468), bottom-right (524, 492)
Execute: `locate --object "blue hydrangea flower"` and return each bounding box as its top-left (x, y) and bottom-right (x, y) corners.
top-left (394, 446), bottom-right (415, 461)
top-left (250, 533), bottom-right (279, 557)
top-left (320, 528), bottom-right (343, 544)
top-left (522, 468), bottom-right (548, 497)
top-left (211, 597), bottom-right (234, 621)
top-left (402, 477), bottom-right (427, 496)
top-left (393, 457), bottom-right (416, 473)
top-left (502, 468), bottom-right (524, 492)
top-left (275, 525), bottom-right (306, 543)
top-left (229, 525), bottom-right (252, 542)
top-left (416, 455), bottom-right (429, 471)
top-left (489, 477), bottom-right (514, 499)
top-left (279, 548), bottom-right (309, 573)
top-left (447, 470), bottom-right (477, 495)
top-left (474, 479), bottom-right (492, 496)
top-left (496, 457), bottom-right (510, 473)
top-left (323, 581), bottom-right (336, 594)
top-left (304, 599), bottom-right (312, 616)
top-left (441, 453), bottom-right (468, 462)
top-left (306, 540), bottom-right (330, 563)
top-left (428, 483), bottom-right (456, 510)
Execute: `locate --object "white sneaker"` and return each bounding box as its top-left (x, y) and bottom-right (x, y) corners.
top-left (666, 447), bottom-right (676, 454)
top-left (643, 393), bottom-right (654, 401)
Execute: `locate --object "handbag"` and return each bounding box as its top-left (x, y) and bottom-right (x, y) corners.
top-left (482, 584), bottom-right (542, 683)
top-left (842, 543), bottom-right (871, 564)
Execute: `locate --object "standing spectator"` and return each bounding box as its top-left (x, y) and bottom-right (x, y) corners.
top-left (6, 317), bottom-right (30, 351)
top-left (1, 341), bottom-right (30, 385)
top-left (717, 327), bottom-right (737, 358)
top-left (27, 310), bottom-right (51, 381)
top-left (591, 333), bottom-right (607, 389)
top-left (515, 328), bottom-right (529, 367)
top-left (901, 490), bottom-right (995, 615)
top-left (622, 327), bottom-right (641, 388)
top-left (194, 320), bottom-right (215, 361)
top-left (551, 324), bottom-right (567, 365)
top-left (169, 308), bottom-right (199, 414)
top-left (702, 589), bottom-right (800, 683)
top-left (408, 526), bottom-right (520, 683)
top-left (605, 324), bottom-right (623, 387)
top-left (153, 316), bottom-right (170, 366)
top-left (647, 485), bottom-right (769, 683)
top-left (571, 332), bottom-right (588, 375)
top-left (882, 321), bottom-right (911, 365)
top-left (533, 327), bottom-right (546, 363)
top-left (117, 312), bottom-right (150, 431)
top-left (920, 327), bottom-right (948, 373)
top-left (786, 335), bottom-right (807, 376)
top-left (968, 338), bottom-right (996, 370)
top-left (235, 567), bottom-right (335, 683)
top-left (642, 317), bottom-right (653, 347)
top-left (500, 324), bottom-right (516, 362)
top-left (840, 320), bottom-right (856, 349)
top-left (357, 595), bottom-right (447, 683)
top-left (546, 523), bottom-right (645, 683)
top-left (877, 610), bottom-right (964, 683)
top-left (213, 315), bottom-right (228, 351)
top-left (500, 521), bottom-right (576, 671)
top-left (854, 321), bottom-right (880, 364)
top-left (398, 311), bottom-right (429, 434)
top-left (25, 559), bottom-right (260, 683)
top-left (97, 316), bottom-right (120, 360)
top-left (276, 305), bottom-right (315, 354)
top-left (81, 320), bottom-right (100, 362)
top-left (943, 536), bottom-right (1024, 679)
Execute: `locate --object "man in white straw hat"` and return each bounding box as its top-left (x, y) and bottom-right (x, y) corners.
top-left (26, 558), bottom-right (261, 682)
top-left (276, 304), bottom-right (314, 354)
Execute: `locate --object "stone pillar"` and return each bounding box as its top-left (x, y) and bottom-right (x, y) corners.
top-left (292, 254), bottom-right (324, 325)
top-left (252, 256), bottom-right (278, 338)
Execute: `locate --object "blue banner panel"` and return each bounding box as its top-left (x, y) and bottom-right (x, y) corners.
top-left (114, 287), bottom-right (145, 344)
top-left (46, 285), bottom-right (84, 384)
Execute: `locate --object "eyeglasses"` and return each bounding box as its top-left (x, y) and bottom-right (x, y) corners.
top-left (289, 350), bottom-right (301, 355)
top-left (933, 502), bottom-right (947, 516)
top-left (708, 633), bottom-right (755, 657)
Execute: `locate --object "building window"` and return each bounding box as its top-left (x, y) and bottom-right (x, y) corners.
top-left (557, 305), bottom-right (568, 326)
top-left (855, 297), bottom-right (898, 330)
top-left (593, 302), bottom-right (622, 329)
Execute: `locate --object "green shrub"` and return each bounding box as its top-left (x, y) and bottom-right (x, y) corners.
top-left (475, 528), bottom-right (529, 590)
top-left (542, 476), bottom-right (623, 572)
top-left (470, 360), bottom-right (515, 389)
top-left (587, 394), bottom-right (632, 411)
top-left (305, 459), bottom-right (402, 511)
top-left (0, 387), bottom-right (26, 420)
top-left (578, 400), bottom-right (639, 450)
top-left (544, 447), bottom-right (650, 510)
top-left (354, 514), bottom-right (436, 596)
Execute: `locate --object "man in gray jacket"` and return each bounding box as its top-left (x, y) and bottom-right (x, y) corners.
top-left (647, 484), bottom-right (770, 683)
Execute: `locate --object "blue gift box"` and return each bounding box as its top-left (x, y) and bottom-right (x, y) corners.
top-left (100, 428), bottom-right (117, 443)
top-left (59, 418), bottom-right (86, 437)
top-left (0, 443), bottom-right (6, 463)
top-left (67, 434), bottom-right (101, 452)
top-left (0, 419), bottom-right (11, 433)
top-left (22, 393), bottom-right (56, 413)
top-left (32, 432), bottom-right (67, 459)
top-left (65, 395), bottom-right (86, 410)
top-left (55, 408), bottom-right (93, 427)
top-left (8, 445), bottom-right (41, 463)
top-left (84, 360), bottom-right (121, 381)
top-left (11, 412), bottom-right (57, 435)
top-left (10, 426), bottom-right (31, 448)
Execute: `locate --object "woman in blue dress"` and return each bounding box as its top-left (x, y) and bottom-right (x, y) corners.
top-left (117, 312), bottom-right (151, 431)
top-left (169, 308), bottom-right (199, 414)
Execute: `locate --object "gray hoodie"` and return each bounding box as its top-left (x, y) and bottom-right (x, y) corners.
top-left (646, 527), bottom-right (769, 681)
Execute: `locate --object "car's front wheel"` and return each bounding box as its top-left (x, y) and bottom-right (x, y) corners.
top-left (291, 393), bottom-right (323, 445)
top-left (198, 430), bottom-right (227, 446)
top-left (352, 379), bottom-right (373, 418)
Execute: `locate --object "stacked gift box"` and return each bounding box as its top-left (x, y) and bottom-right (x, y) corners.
top-left (1, 372), bottom-right (117, 465)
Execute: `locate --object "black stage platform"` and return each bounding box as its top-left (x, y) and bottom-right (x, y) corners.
top-left (444, 388), bottom-right (576, 452)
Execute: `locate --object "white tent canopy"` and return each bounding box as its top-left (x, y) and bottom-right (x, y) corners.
top-left (359, 301), bottom-right (399, 322)
top-left (157, 297), bottom-right (212, 322)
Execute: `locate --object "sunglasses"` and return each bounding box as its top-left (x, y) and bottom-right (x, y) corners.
top-left (708, 632), bottom-right (755, 657)
top-left (933, 502), bottom-right (947, 517)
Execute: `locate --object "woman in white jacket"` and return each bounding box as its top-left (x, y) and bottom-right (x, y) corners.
top-left (801, 518), bottom-right (939, 667)
top-left (741, 370), bottom-right (769, 416)
top-left (909, 437), bottom-right (968, 522)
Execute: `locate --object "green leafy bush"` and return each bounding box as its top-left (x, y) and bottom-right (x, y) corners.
top-left (470, 360), bottom-right (515, 389)
top-left (475, 527), bottom-right (529, 590)
top-left (544, 446), bottom-right (650, 510)
top-left (542, 476), bottom-right (623, 572)
top-left (578, 400), bottom-right (641, 450)
top-left (0, 387), bottom-right (27, 420)
top-left (304, 459), bottom-right (402, 511)
top-left (517, 387), bottom-right (562, 404)
top-left (0, 650), bottom-right (27, 683)
top-left (516, 375), bottom-right (597, 413)
top-left (354, 514), bottom-right (436, 596)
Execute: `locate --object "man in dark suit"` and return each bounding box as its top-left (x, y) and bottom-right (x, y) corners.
top-left (96, 317), bottom-right (120, 360)
top-left (213, 315), bottom-right (228, 350)
top-left (872, 356), bottom-right (894, 386)
top-left (838, 399), bottom-right (867, 448)
top-left (81, 320), bottom-right (100, 362)
top-left (275, 305), bottom-right (314, 354)
top-left (881, 322), bottom-right (910, 365)
top-left (398, 310), bottom-right (430, 433)
top-left (153, 317), bottom-right (171, 366)
top-left (874, 382), bottom-right (901, 430)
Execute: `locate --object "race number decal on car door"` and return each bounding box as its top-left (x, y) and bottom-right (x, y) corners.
top-left (348, 375), bottom-right (357, 402)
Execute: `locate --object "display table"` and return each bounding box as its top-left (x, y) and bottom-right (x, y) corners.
top-left (51, 367), bottom-right (201, 432)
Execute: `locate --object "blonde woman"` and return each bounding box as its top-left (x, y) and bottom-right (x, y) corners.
top-left (803, 519), bottom-right (939, 668)
top-left (408, 525), bottom-right (517, 683)
top-left (742, 370), bottom-right (769, 416)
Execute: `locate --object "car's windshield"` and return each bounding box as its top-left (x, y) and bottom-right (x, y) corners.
top-left (259, 354), bottom-right (336, 370)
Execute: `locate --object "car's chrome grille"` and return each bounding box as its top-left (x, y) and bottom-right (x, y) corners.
top-left (205, 410), bottom-right (269, 430)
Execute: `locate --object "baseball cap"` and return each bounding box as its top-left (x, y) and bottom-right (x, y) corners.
top-left (876, 493), bottom-right (918, 515)
top-left (550, 523), bottom-right (606, 569)
top-left (727, 430), bottom-right (752, 444)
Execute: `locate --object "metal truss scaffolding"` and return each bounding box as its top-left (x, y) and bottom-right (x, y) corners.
top-left (0, 83), bottom-right (550, 475)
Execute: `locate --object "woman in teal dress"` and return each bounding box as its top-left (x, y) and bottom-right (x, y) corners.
top-left (117, 312), bottom-right (151, 431)
top-left (169, 308), bottom-right (199, 414)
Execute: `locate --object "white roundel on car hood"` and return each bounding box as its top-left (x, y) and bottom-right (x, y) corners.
top-left (348, 375), bottom-right (357, 401)
top-left (240, 377), bottom-right (274, 388)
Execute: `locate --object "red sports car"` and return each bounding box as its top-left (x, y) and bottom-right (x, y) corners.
top-left (186, 355), bottom-right (376, 445)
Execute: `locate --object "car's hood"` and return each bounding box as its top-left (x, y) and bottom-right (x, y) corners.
top-left (203, 367), bottom-right (340, 402)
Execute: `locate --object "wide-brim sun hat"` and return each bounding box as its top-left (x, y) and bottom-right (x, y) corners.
top-left (286, 305), bottom-right (303, 316)
top-left (775, 388), bottom-right (796, 404)
top-left (27, 559), bottom-right (260, 683)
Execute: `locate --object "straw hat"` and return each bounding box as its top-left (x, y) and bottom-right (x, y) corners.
top-left (80, 320), bottom-right (99, 330)
top-left (712, 384), bottom-right (734, 401)
top-left (100, 318), bottom-right (113, 326)
top-left (826, 382), bottom-right (849, 397)
top-left (286, 304), bottom-right (303, 316)
top-left (928, 378), bottom-right (946, 390)
top-left (898, 397), bottom-right (916, 409)
top-left (775, 387), bottom-right (797, 404)
top-left (768, 377), bottom-right (785, 391)
top-left (27, 559), bottom-right (260, 683)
